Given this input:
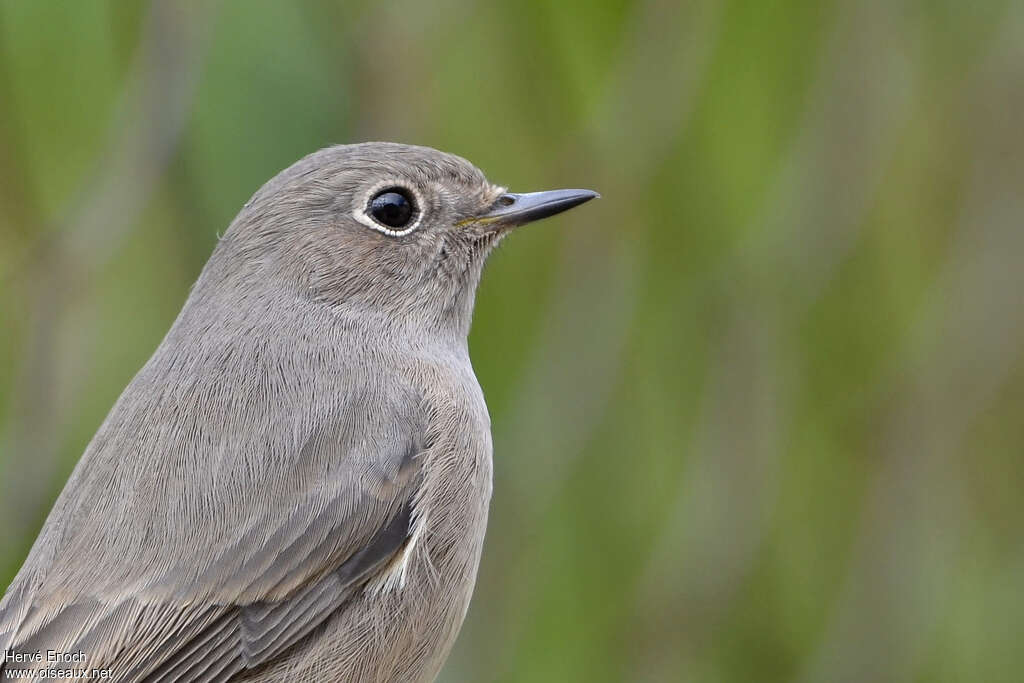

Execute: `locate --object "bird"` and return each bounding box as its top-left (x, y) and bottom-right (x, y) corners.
top-left (0, 142), bottom-right (597, 682)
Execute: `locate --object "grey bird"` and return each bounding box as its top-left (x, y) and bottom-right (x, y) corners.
top-left (0, 142), bottom-right (597, 682)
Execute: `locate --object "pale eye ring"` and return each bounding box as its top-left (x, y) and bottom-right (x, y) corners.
top-left (353, 181), bottom-right (425, 236)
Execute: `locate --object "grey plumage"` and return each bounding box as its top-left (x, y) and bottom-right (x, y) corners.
top-left (0, 142), bottom-right (596, 681)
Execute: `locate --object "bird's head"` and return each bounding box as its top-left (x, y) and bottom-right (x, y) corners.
top-left (208, 142), bottom-right (598, 339)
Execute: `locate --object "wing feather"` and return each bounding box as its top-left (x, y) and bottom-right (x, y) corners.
top-left (0, 416), bottom-right (423, 682)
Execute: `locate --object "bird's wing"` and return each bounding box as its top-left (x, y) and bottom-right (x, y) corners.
top-left (0, 394), bottom-right (425, 682)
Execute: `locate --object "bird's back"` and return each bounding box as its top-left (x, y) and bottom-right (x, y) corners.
top-left (0, 280), bottom-right (493, 682)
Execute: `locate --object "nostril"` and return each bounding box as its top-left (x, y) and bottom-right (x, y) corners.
top-left (497, 194), bottom-right (515, 207)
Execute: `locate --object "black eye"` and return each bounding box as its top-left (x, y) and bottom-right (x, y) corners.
top-left (369, 188), bottom-right (415, 229)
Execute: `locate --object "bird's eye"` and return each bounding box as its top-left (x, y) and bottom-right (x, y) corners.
top-left (368, 188), bottom-right (415, 230)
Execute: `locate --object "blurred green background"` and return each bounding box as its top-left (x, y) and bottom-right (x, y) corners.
top-left (2, 1), bottom-right (1023, 681)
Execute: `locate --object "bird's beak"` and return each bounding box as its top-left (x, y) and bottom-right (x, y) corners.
top-left (466, 188), bottom-right (599, 229)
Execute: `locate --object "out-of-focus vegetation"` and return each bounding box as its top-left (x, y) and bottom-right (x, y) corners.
top-left (2, 1), bottom-right (1023, 681)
